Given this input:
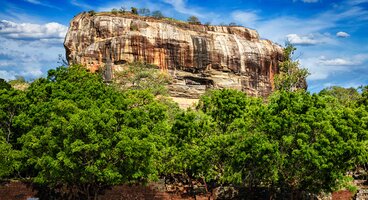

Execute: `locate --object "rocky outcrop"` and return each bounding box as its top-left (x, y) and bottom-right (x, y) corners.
top-left (64, 12), bottom-right (284, 98)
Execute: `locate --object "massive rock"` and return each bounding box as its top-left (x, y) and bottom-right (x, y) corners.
top-left (64, 12), bottom-right (284, 98)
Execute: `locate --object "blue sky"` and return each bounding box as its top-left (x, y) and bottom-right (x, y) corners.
top-left (0, 0), bottom-right (367, 92)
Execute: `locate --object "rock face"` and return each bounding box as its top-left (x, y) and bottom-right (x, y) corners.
top-left (64, 12), bottom-right (284, 98)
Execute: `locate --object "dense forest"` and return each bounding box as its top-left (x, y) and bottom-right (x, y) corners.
top-left (0, 47), bottom-right (367, 199)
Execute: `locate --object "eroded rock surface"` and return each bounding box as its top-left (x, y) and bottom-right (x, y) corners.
top-left (64, 12), bottom-right (284, 98)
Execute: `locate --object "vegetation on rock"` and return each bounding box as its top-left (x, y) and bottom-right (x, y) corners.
top-left (274, 43), bottom-right (309, 91)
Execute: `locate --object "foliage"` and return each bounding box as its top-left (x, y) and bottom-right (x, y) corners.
top-left (87, 10), bottom-right (96, 16)
top-left (319, 86), bottom-right (360, 106)
top-left (274, 43), bottom-right (309, 92)
top-left (151, 10), bottom-right (164, 19)
top-left (196, 89), bottom-right (254, 132)
top-left (168, 111), bottom-right (218, 179)
top-left (57, 54), bottom-right (69, 66)
top-left (187, 15), bottom-right (201, 25)
top-left (263, 91), bottom-right (368, 193)
top-left (0, 137), bottom-right (21, 179)
top-left (111, 8), bottom-right (118, 15)
top-left (192, 88), bottom-right (367, 194)
top-left (8, 76), bottom-right (26, 86)
top-left (113, 62), bottom-right (171, 96)
top-left (0, 78), bottom-right (11, 90)
top-left (358, 85), bottom-right (368, 107)
top-left (15, 65), bottom-right (171, 199)
top-left (193, 89), bottom-right (280, 187)
top-left (0, 88), bottom-right (27, 144)
top-left (131, 7), bottom-right (138, 15)
top-left (0, 61), bottom-right (367, 198)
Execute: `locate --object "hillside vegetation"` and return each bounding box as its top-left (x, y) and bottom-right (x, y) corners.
top-left (0, 45), bottom-right (367, 199)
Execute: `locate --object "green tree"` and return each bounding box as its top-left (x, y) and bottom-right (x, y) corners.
top-left (274, 43), bottom-right (309, 92)
top-left (358, 85), bottom-right (368, 107)
top-left (88, 10), bottom-right (96, 16)
top-left (18, 65), bottom-right (170, 199)
top-left (151, 10), bottom-right (164, 19)
top-left (319, 86), bottom-right (360, 106)
top-left (263, 91), bottom-right (368, 193)
top-left (0, 83), bottom-right (26, 180)
top-left (0, 89), bottom-right (27, 144)
top-left (131, 7), bottom-right (138, 15)
top-left (0, 78), bottom-right (11, 90)
top-left (195, 89), bottom-right (279, 189)
top-left (168, 110), bottom-right (219, 195)
top-left (187, 15), bottom-right (201, 25)
top-left (197, 89), bottom-right (254, 132)
top-left (0, 137), bottom-right (21, 179)
top-left (111, 8), bottom-right (118, 15)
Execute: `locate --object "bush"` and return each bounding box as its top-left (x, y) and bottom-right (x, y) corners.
top-left (131, 7), bottom-right (138, 15)
top-left (151, 10), bottom-right (164, 19)
top-left (111, 8), bottom-right (118, 15)
top-left (88, 10), bottom-right (96, 16)
top-left (187, 15), bottom-right (201, 25)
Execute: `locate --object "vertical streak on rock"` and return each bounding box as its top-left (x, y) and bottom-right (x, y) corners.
top-left (233, 35), bottom-right (245, 73)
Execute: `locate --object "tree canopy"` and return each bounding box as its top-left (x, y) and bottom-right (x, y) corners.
top-left (274, 43), bottom-right (309, 92)
top-left (0, 62), bottom-right (367, 199)
top-left (187, 16), bottom-right (201, 25)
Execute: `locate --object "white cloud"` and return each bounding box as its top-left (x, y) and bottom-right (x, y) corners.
top-left (319, 58), bottom-right (357, 66)
top-left (287, 34), bottom-right (320, 45)
top-left (0, 20), bottom-right (66, 80)
top-left (318, 54), bottom-right (368, 66)
top-left (229, 0), bottom-right (368, 43)
top-left (336, 31), bottom-right (350, 38)
top-left (301, 0), bottom-right (319, 3)
top-left (25, 0), bottom-right (43, 5)
top-left (293, 0), bottom-right (319, 2)
top-left (0, 39), bottom-right (61, 80)
top-left (70, 0), bottom-right (91, 9)
top-left (347, 0), bottom-right (368, 5)
top-left (286, 33), bottom-right (334, 46)
top-left (0, 70), bottom-right (16, 81)
top-left (0, 20), bottom-right (68, 40)
top-left (301, 57), bottom-right (351, 81)
top-left (23, 0), bottom-right (59, 9)
top-left (162, 0), bottom-right (204, 17)
top-left (231, 11), bottom-right (259, 28)
top-left (301, 54), bottom-right (368, 81)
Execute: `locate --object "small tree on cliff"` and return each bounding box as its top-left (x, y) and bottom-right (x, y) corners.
top-left (152, 10), bottom-right (164, 19)
top-left (131, 7), bottom-right (138, 15)
top-left (187, 15), bottom-right (201, 25)
top-left (111, 8), bottom-right (118, 15)
top-left (274, 43), bottom-right (309, 92)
